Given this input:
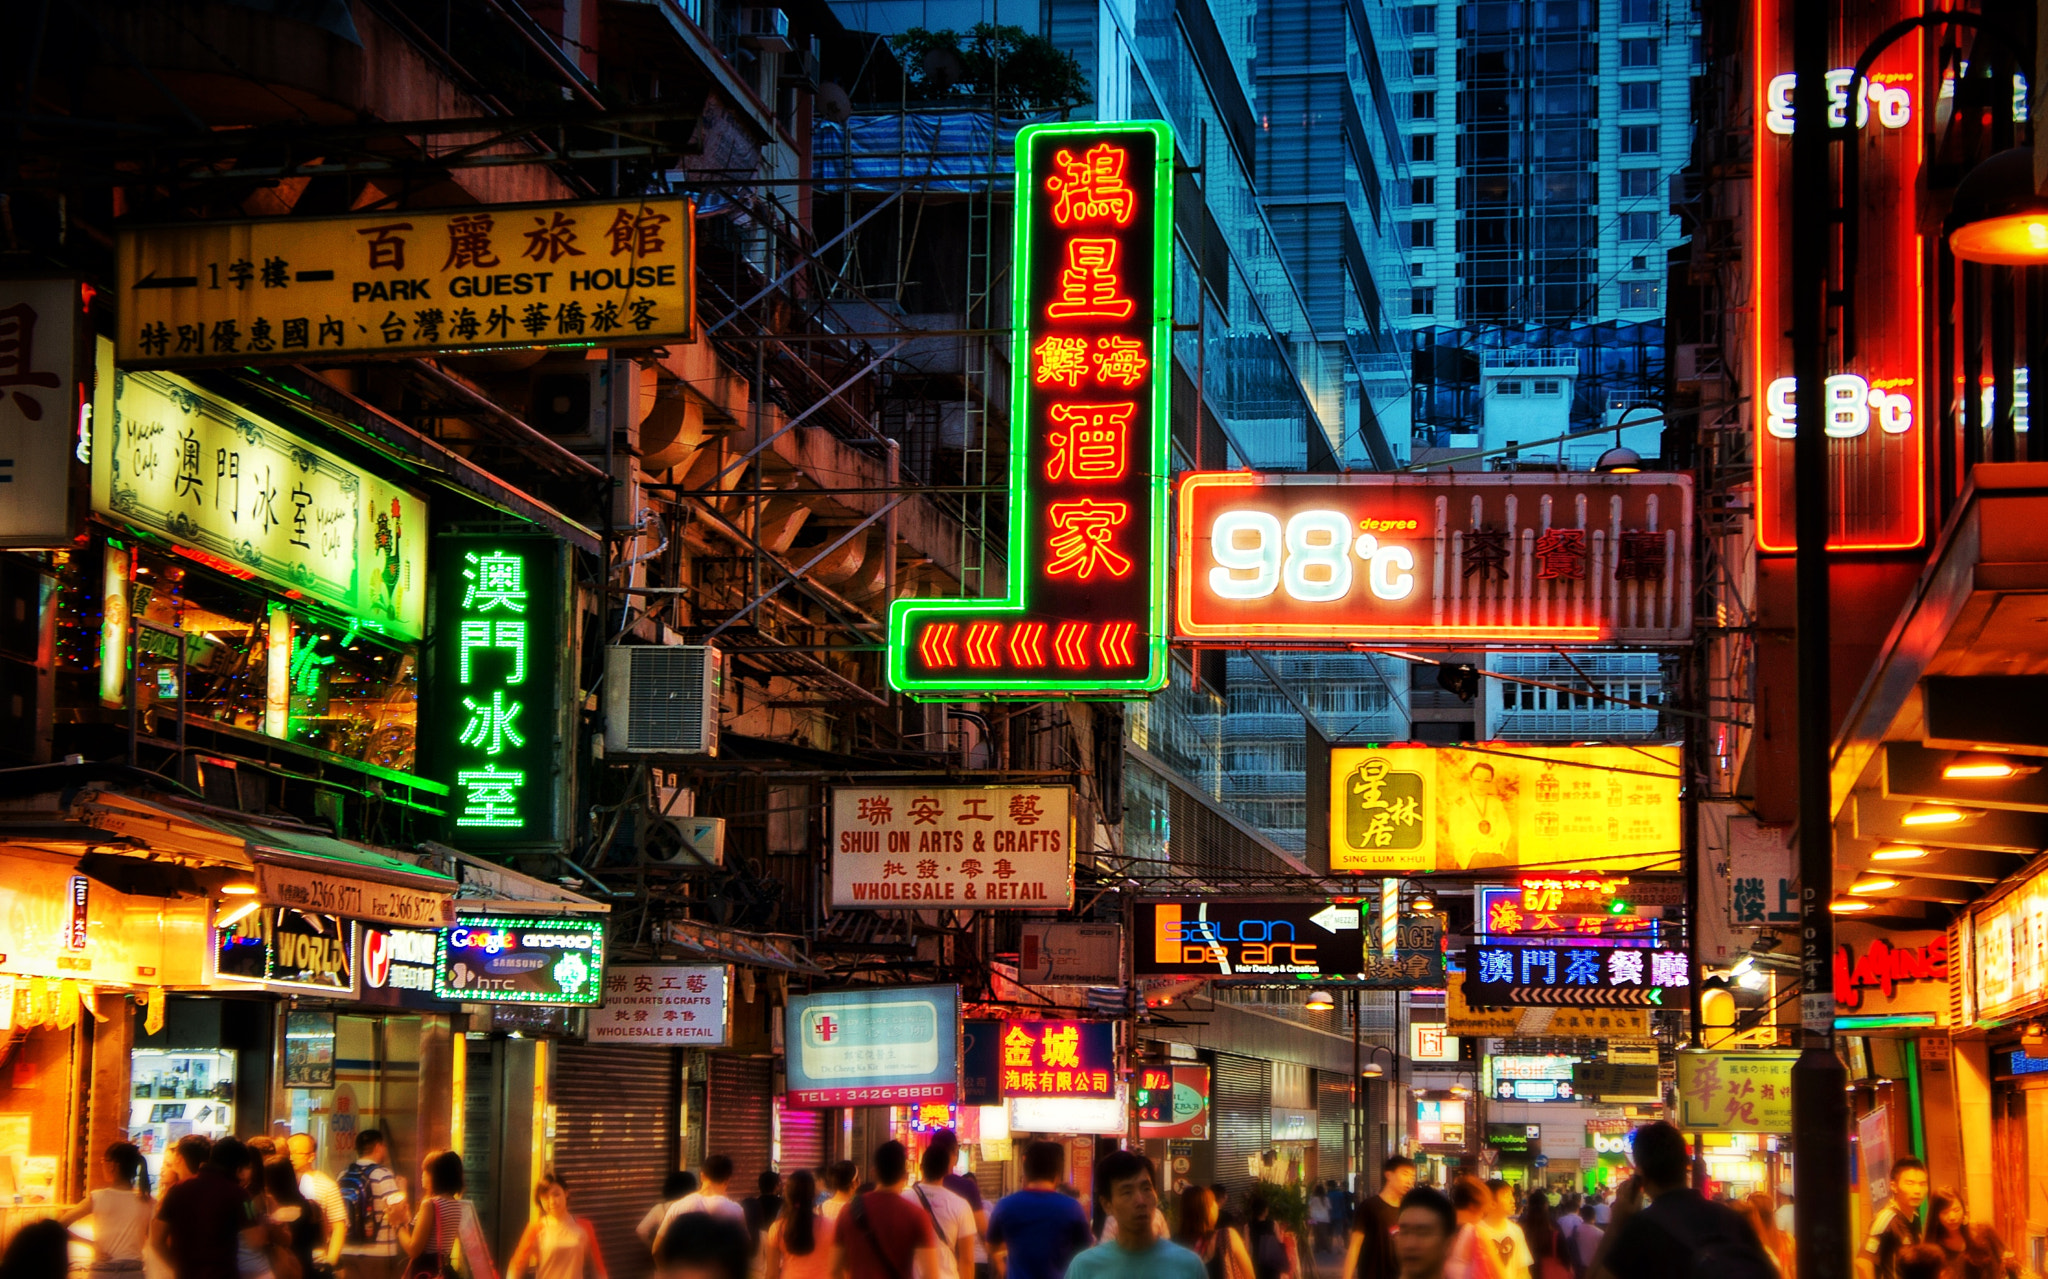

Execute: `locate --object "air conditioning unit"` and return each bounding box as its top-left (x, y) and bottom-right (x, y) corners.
top-left (604, 644), bottom-right (722, 756)
top-left (639, 815), bottom-right (727, 868)
top-left (741, 7), bottom-right (793, 51)
top-left (527, 363), bottom-right (609, 451)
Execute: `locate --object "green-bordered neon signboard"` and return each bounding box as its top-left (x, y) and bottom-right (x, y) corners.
top-left (887, 120), bottom-right (1173, 698)
top-left (434, 915), bottom-right (606, 1005)
top-left (424, 535), bottom-right (560, 845)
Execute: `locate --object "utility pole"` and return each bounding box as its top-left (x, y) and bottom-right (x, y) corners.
top-left (1789, 0), bottom-right (1850, 1274)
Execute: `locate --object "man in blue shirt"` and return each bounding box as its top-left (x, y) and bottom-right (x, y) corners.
top-left (988, 1142), bottom-right (1093, 1279)
top-left (1064, 1152), bottom-right (1205, 1279)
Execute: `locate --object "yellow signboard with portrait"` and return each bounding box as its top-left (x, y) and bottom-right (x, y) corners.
top-left (1327, 743), bottom-right (1681, 874)
top-left (116, 197), bottom-right (694, 364)
top-left (91, 368), bottom-right (429, 638)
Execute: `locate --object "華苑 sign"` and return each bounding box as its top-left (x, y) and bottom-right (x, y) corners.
top-left (1138, 1064), bottom-right (1210, 1138)
top-left (1752, 0), bottom-right (1925, 551)
top-left (1135, 899), bottom-right (1367, 979)
top-left (91, 368), bottom-right (429, 637)
top-left (1834, 923), bottom-right (1947, 1021)
top-left (999, 1020), bottom-right (1116, 1097)
top-left (1676, 1051), bottom-right (1797, 1133)
top-left (214, 907), bottom-right (356, 995)
top-left (1464, 943), bottom-right (1691, 1007)
top-left (830, 786), bottom-right (1074, 909)
top-left (0, 279), bottom-right (83, 548)
top-left (890, 121), bottom-right (1173, 697)
top-left (1177, 471), bottom-right (1693, 644)
top-left (784, 985), bottom-right (959, 1108)
top-left (433, 915), bottom-right (605, 1006)
top-left (1329, 744), bottom-right (1681, 874)
top-left (591, 964), bottom-right (729, 1045)
top-left (1017, 921), bottom-right (1124, 985)
top-left (423, 536), bottom-right (561, 846)
top-left (117, 197), bottom-right (695, 365)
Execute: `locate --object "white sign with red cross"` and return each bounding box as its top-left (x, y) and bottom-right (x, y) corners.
top-left (590, 964), bottom-right (729, 1045)
top-left (829, 785), bottom-right (1075, 911)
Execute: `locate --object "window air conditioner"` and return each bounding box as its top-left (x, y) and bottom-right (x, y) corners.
top-left (604, 644), bottom-right (722, 756)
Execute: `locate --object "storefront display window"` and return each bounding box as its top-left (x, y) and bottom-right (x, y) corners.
top-left (288, 1015), bottom-right (425, 1182)
top-left (130, 1048), bottom-right (237, 1180)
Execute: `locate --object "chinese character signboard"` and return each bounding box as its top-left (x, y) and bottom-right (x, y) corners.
top-left (1410, 1024), bottom-right (1460, 1062)
top-left (1464, 943), bottom-right (1691, 1007)
top-left (1546, 1008), bottom-right (1651, 1039)
top-left (1486, 1057), bottom-right (1578, 1103)
top-left (1178, 471), bottom-right (1693, 643)
top-left (0, 279), bottom-right (83, 547)
top-left (592, 964), bottom-right (729, 1044)
top-left (1478, 884), bottom-right (1655, 942)
top-left (91, 369), bottom-right (429, 636)
top-left (1138, 1065), bottom-right (1210, 1138)
top-left (830, 786), bottom-right (1074, 909)
top-left (785, 986), bottom-right (959, 1108)
top-left (1676, 1051), bottom-right (1796, 1133)
top-left (1726, 816), bottom-right (1797, 929)
top-left (1330, 745), bottom-right (1681, 874)
top-left (999, 1020), bottom-right (1115, 1097)
top-left (1752, 0), bottom-right (1924, 550)
top-left (424, 536), bottom-right (561, 845)
top-left (962, 1020), bottom-right (1004, 1106)
top-left (1571, 1062), bottom-right (1661, 1102)
top-left (433, 916), bottom-right (605, 1005)
top-left (1971, 865), bottom-right (2048, 1023)
top-left (1136, 900), bottom-right (1366, 979)
top-left (889, 122), bottom-right (1172, 697)
top-left (117, 197), bottom-right (695, 364)
top-left (358, 927), bottom-right (447, 1011)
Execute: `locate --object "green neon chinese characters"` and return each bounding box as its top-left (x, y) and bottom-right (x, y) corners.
top-left (456, 549), bottom-right (530, 828)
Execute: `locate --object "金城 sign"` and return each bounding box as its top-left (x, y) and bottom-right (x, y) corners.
top-left (830, 786), bottom-right (1074, 909)
top-left (425, 536), bottom-right (561, 845)
top-left (889, 121), bottom-right (1173, 697)
top-left (999, 1020), bottom-right (1115, 1097)
top-left (784, 986), bottom-right (959, 1108)
top-left (591, 964), bottom-right (729, 1045)
top-left (1677, 1051), bottom-right (1797, 1133)
top-left (433, 916), bottom-right (605, 1005)
top-left (1330, 744), bottom-right (1681, 874)
top-left (1177, 471), bottom-right (1693, 643)
top-left (1464, 943), bottom-right (1691, 1007)
top-left (91, 369), bottom-right (429, 637)
top-left (117, 197), bottom-right (695, 364)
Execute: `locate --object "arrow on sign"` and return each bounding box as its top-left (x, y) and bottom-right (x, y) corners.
top-left (1310, 904), bottom-right (1360, 934)
top-left (1501, 986), bottom-right (1663, 1008)
top-left (131, 271), bottom-right (198, 290)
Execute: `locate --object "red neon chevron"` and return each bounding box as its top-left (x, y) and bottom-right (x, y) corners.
top-left (1097, 620), bottom-right (1136, 667)
top-left (1052, 623), bottom-right (1091, 668)
top-left (918, 622), bottom-right (959, 668)
top-left (1008, 621), bottom-right (1049, 667)
top-left (964, 621), bottom-right (1003, 666)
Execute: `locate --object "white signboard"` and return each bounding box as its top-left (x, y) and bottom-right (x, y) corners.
top-left (1410, 1023), bottom-right (1460, 1063)
top-left (1008, 1084), bottom-right (1129, 1136)
top-left (830, 786), bottom-right (1074, 910)
top-left (1018, 922), bottom-right (1123, 985)
top-left (0, 280), bottom-right (81, 546)
top-left (591, 964), bottom-right (729, 1044)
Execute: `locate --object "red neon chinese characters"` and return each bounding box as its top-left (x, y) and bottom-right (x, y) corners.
top-left (1034, 336), bottom-right (1150, 389)
top-left (1034, 336), bottom-right (1091, 389)
top-left (1046, 403), bottom-right (1135, 482)
top-left (1046, 144), bottom-right (1138, 228)
top-left (1092, 336), bottom-right (1148, 387)
top-left (1047, 239), bottom-right (1134, 321)
top-left (1045, 499), bottom-right (1133, 580)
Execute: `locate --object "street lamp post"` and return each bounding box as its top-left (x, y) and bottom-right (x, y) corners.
top-left (1355, 1032), bottom-right (1400, 1184)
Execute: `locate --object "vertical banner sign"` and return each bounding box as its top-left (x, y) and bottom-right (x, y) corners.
top-left (427, 536), bottom-right (560, 845)
top-left (1753, 0), bottom-right (1924, 550)
top-left (888, 121), bottom-right (1173, 697)
top-left (0, 279), bottom-right (82, 547)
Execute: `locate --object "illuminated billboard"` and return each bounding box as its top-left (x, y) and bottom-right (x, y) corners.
top-left (888, 121), bottom-right (1173, 697)
top-left (1328, 744), bottom-right (1681, 874)
top-left (1751, 0), bottom-right (1925, 550)
top-left (1178, 472), bottom-right (1693, 643)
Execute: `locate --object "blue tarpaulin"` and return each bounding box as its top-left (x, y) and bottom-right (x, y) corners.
top-left (811, 112), bottom-right (1030, 191)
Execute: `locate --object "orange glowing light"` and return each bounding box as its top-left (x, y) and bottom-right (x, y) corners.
top-left (1033, 335), bottom-right (1093, 389)
top-left (1091, 336), bottom-right (1149, 387)
top-left (1008, 621), bottom-right (1049, 666)
top-left (1096, 620), bottom-right (1137, 666)
top-left (964, 621), bottom-right (1003, 667)
top-left (1045, 499), bottom-right (1134, 580)
top-left (1047, 238), bottom-right (1135, 321)
top-left (918, 622), bottom-right (958, 668)
top-left (1046, 144), bottom-right (1137, 228)
top-left (1046, 403), bottom-right (1135, 482)
top-left (1053, 622), bottom-right (1092, 667)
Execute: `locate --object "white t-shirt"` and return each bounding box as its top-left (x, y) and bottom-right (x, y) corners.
top-left (901, 1182), bottom-right (977, 1279)
top-left (659, 1190), bottom-right (748, 1244)
top-left (88, 1188), bottom-right (156, 1264)
top-left (300, 1170), bottom-right (346, 1258)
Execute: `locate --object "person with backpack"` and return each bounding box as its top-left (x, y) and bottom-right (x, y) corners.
top-left (339, 1131), bottom-right (411, 1279)
top-left (902, 1144), bottom-right (976, 1279)
top-left (1591, 1123), bottom-right (1771, 1279)
top-left (986, 1142), bottom-right (1091, 1279)
top-left (831, 1142), bottom-right (937, 1279)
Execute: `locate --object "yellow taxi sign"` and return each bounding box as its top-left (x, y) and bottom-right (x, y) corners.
top-left (117, 197), bottom-right (694, 364)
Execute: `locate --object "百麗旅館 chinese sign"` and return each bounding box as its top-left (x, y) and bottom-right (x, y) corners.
top-left (830, 786), bottom-right (1074, 909)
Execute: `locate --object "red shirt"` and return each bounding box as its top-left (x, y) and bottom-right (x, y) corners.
top-left (841, 1191), bottom-right (937, 1279)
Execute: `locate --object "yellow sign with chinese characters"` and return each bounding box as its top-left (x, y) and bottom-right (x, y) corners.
top-left (1676, 1051), bottom-right (1797, 1133)
top-left (1546, 1007), bottom-right (1651, 1038)
top-left (116, 197), bottom-right (694, 364)
top-left (1328, 744), bottom-right (1681, 874)
top-left (92, 368), bottom-right (429, 638)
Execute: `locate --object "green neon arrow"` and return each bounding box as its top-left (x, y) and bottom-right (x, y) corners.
top-left (1647, 988), bottom-right (1663, 1006)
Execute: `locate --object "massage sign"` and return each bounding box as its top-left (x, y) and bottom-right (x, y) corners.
top-left (889, 122), bottom-right (1173, 697)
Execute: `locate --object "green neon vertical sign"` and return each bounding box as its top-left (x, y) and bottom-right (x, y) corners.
top-left (887, 120), bottom-right (1174, 698)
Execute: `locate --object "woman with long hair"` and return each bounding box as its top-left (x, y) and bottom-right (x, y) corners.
top-left (762, 1170), bottom-right (833, 1279)
top-left (262, 1161), bottom-right (322, 1279)
top-left (404, 1152), bottom-right (499, 1279)
top-left (60, 1143), bottom-right (156, 1276)
top-left (1926, 1189), bottom-right (2018, 1279)
top-left (1739, 1193), bottom-right (1793, 1278)
top-left (1172, 1187), bottom-right (1254, 1279)
top-left (507, 1172), bottom-right (606, 1279)
top-left (1517, 1192), bottom-right (1570, 1279)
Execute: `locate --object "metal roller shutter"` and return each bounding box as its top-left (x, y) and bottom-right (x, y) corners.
top-left (1316, 1073), bottom-right (1350, 1190)
top-left (553, 1043), bottom-right (679, 1279)
top-left (1210, 1053), bottom-right (1270, 1206)
top-left (777, 1098), bottom-right (827, 1175)
top-left (708, 1055), bottom-right (775, 1193)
